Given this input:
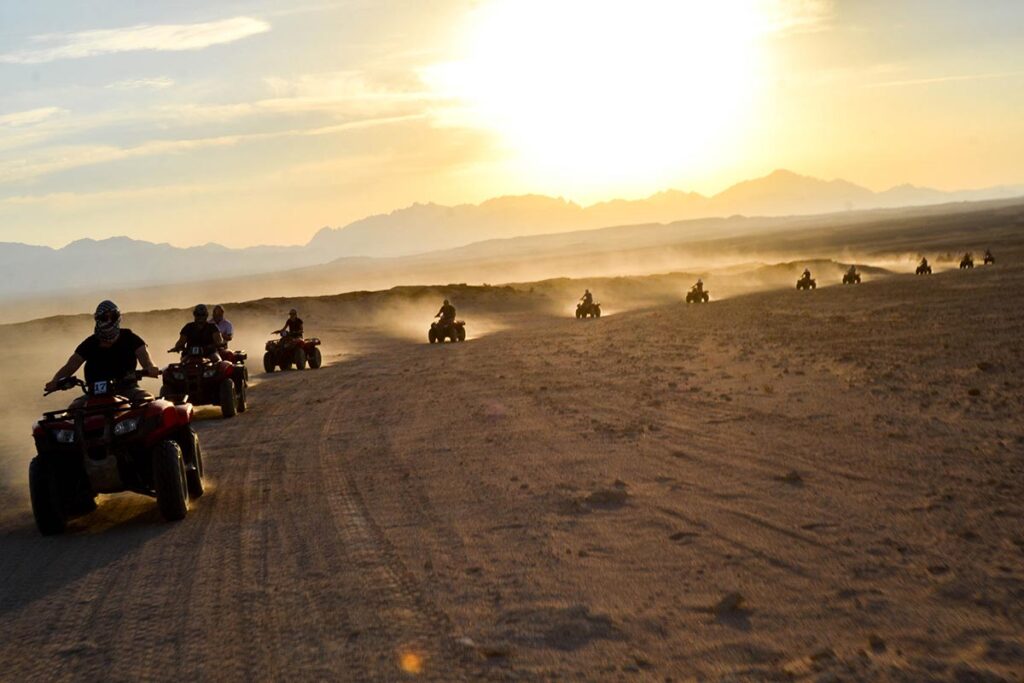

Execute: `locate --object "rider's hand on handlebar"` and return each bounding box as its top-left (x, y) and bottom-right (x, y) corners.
top-left (144, 366), bottom-right (161, 378)
top-left (44, 380), bottom-right (59, 393)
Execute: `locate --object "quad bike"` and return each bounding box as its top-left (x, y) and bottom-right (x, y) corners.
top-left (796, 274), bottom-right (817, 290)
top-left (29, 371), bottom-right (202, 535)
top-left (263, 334), bottom-right (322, 372)
top-left (960, 254), bottom-right (974, 269)
top-left (162, 347), bottom-right (247, 418)
top-left (429, 319), bottom-right (466, 343)
top-left (842, 271), bottom-right (861, 285)
top-left (983, 252), bottom-right (995, 265)
top-left (915, 262), bottom-right (932, 275)
top-left (576, 301), bottom-right (602, 318)
top-left (685, 287), bottom-right (710, 304)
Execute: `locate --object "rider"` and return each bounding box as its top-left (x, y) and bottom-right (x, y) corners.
top-left (212, 305), bottom-right (233, 343)
top-left (435, 299), bottom-right (456, 325)
top-left (920, 256), bottom-right (929, 267)
top-left (693, 278), bottom-right (704, 293)
top-left (274, 309), bottom-right (304, 338)
top-left (847, 264), bottom-right (858, 275)
top-left (170, 304), bottom-right (224, 360)
top-left (580, 289), bottom-right (594, 306)
top-left (802, 268), bottom-right (812, 279)
top-left (985, 248), bottom-right (994, 260)
top-left (45, 300), bottom-right (160, 403)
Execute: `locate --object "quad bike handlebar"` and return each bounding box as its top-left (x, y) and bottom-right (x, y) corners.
top-left (44, 369), bottom-right (157, 396)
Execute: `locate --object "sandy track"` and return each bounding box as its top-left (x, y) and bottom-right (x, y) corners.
top-left (2, 263), bottom-right (1023, 681)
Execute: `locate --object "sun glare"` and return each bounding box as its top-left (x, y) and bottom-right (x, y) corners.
top-left (427, 0), bottom-right (776, 197)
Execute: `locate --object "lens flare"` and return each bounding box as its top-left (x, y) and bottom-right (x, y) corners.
top-left (398, 650), bottom-right (424, 675)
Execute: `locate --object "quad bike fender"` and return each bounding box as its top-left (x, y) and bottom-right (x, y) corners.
top-left (147, 403), bottom-right (193, 442)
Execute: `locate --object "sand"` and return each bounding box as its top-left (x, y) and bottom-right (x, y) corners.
top-left (0, 252), bottom-right (1022, 680)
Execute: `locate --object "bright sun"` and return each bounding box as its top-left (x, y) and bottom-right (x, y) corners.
top-left (426, 0), bottom-right (777, 197)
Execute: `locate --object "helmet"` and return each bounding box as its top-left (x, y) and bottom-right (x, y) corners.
top-left (193, 304), bottom-right (209, 320)
top-left (289, 308), bottom-right (297, 316)
top-left (443, 299), bottom-right (450, 305)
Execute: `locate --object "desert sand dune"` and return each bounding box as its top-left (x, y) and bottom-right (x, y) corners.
top-left (1, 250), bottom-right (1021, 681)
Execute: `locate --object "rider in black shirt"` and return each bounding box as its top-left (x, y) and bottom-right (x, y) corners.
top-left (435, 300), bottom-right (455, 325)
top-left (45, 300), bottom-right (159, 401)
top-left (170, 304), bottom-right (224, 359)
top-left (274, 309), bottom-right (304, 338)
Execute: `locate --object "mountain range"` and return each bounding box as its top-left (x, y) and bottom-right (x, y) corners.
top-left (3, 169), bottom-right (1021, 300)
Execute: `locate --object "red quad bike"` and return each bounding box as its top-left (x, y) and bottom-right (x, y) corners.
top-left (686, 286), bottom-right (710, 304)
top-left (576, 301), bottom-right (602, 318)
top-left (429, 319), bottom-right (466, 343)
top-left (796, 274), bottom-right (817, 290)
top-left (29, 372), bottom-right (203, 535)
top-left (162, 347), bottom-right (247, 418)
top-left (263, 334), bottom-right (323, 372)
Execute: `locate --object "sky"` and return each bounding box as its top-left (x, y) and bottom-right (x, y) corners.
top-left (1, 0), bottom-right (1023, 248)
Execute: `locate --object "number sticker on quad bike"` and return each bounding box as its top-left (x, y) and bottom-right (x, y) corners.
top-left (93, 381), bottom-right (109, 395)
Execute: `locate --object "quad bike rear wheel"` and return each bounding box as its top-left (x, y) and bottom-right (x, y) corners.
top-left (181, 429), bottom-right (205, 499)
top-left (457, 326), bottom-right (466, 342)
top-left (152, 441), bottom-right (189, 521)
top-left (29, 456), bottom-right (66, 535)
top-left (219, 379), bottom-right (237, 418)
top-left (263, 352), bottom-right (275, 373)
top-left (294, 347), bottom-right (307, 370)
top-left (308, 347), bottom-right (322, 369)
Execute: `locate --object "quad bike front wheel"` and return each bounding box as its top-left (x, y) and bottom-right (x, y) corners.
top-left (457, 327), bottom-right (466, 342)
top-left (152, 441), bottom-right (189, 521)
top-left (219, 379), bottom-right (237, 418)
top-left (428, 328), bottom-right (438, 344)
top-left (308, 347), bottom-right (322, 369)
top-left (294, 347), bottom-right (307, 370)
top-left (236, 378), bottom-right (248, 413)
top-left (29, 456), bottom-right (66, 535)
top-left (263, 352), bottom-right (275, 374)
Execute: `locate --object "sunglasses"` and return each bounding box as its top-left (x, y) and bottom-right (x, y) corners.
top-left (94, 311), bottom-right (120, 323)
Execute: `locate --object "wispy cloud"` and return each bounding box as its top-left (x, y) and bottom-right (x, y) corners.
top-left (762, 0), bottom-right (833, 33)
top-left (107, 76), bottom-right (176, 90)
top-left (865, 69), bottom-right (1024, 89)
top-left (0, 107), bottom-right (68, 127)
top-left (0, 17), bottom-right (269, 64)
top-left (0, 113), bottom-right (425, 183)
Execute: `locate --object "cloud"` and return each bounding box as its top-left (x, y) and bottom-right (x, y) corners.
top-left (0, 107), bottom-right (68, 127)
top-left (865, 70), bottom-right (1024, 89)
top-left (0, 17), bottom-right (269, 64)
top-left (107, 76), bottom-right (176, 90)
top-left (0, 113), bottom-right (426, 183)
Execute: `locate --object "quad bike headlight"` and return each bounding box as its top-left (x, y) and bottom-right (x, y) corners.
top-left (173, 371), bottom-right (186, 381)
top-left (113, 417), bottom-right (140, 436)
top-left (202, 369), bottom-right (217, 378)
top-left (54, 429), bottom-right (75, 444)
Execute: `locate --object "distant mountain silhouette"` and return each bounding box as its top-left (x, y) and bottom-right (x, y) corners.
top-left (3, 170), bottom-right (1021, 299)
